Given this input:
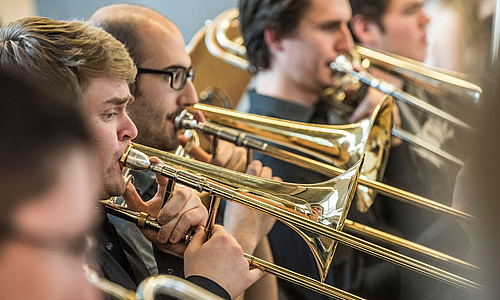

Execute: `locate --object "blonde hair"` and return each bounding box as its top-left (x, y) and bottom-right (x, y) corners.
top-left (0, 17), bottom-right (136, 101)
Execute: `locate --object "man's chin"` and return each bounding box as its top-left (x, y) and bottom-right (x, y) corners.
top-left (100, 181), bottom-right (126, 200)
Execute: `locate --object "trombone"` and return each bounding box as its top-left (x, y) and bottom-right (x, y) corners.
top-left (112, 144), bottom-right (481, 298)
top-left (112, 144), bottom-right (368, 299)
top-left (173, 102), bottom-right (479, 273)
top-left (201, 7), bottom-right (477, 168)
top-left (205, 7), bottom-right (481, 105)
top-left (84, 264), bottom-right (226, 300)
top-left (177, 102), bottom-right (473, 223)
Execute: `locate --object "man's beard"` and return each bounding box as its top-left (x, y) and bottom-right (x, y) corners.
top-left (101, 168), bottom-right (126, 199)
top-left (132, 107), bottom-right (186, 152)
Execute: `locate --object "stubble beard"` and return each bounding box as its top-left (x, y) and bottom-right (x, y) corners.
top-left (100, 166), bottom-right (126, 199)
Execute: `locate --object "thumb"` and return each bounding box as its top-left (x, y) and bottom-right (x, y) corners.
top-left (177, 135), bottom-right (213, 163)
top-left (186, 144), bottom-right (213, 163)
top-left (247, 268), bottom-right (264, 285)
top-left (122, 182), bottom-right (147, 212)
top-left (178, 135), bottom-right (190, 147)
top-left (193, 110), bottom-right (207, 123)
top-left (349, 96), bottom-right (369, 123)
top-left (272, 176), bottom-right (283, 182)
top-left (186, 226), bottom-right (207, 251)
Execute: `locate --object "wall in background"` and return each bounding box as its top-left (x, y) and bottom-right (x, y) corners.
top-left (0, 0), bottom-right (37, 25)
top-left (35, 0), bottom-right (236, 43)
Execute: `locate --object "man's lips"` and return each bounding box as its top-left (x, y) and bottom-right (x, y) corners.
top-left (166, 108), bottom-right (186, 128)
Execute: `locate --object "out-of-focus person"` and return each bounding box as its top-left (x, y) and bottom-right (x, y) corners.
top-left (0, 71), bottom-right (100, 300)
top-left (425, 0), bottom-right (494, 76)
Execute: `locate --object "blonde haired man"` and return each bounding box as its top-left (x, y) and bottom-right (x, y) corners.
top-left (0, 17), bottom-right (262, 299)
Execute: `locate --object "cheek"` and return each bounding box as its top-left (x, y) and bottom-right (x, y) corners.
top-left (90, 123), bottom-right (118, 156)
top-left (140, 87), bottom-right (178, 117)
top-left (19, 255), bottom-right (79, 298)
top-left (387, 17), bottom-right (418, 42)
top-left (287, 42), bottom-right (321, 74)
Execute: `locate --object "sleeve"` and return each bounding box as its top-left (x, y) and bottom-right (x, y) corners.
top-left (153, 247), bottom-right (231, 300)
top-left (186, 275), bottom-right (231, 300)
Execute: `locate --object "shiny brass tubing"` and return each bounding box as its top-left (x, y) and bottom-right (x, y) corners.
top-left (129, 144), bottom-right (482, 293)
top-left (136, 276), bottom-right (227, 300)
top-left (104, 196), bottom-right (365, 299)
top-left (262, 145), bottom-right (474, 223)
top-left (330, 57), bottom-right (472, 131)
top-left (134, 141), bottom-right (477, 273)
top-left (245, 254), bottom-right (365, 300)
top-left (181, 104), bottom-right (473, 223)
top-left (343, 220), bottom-right (479, 272)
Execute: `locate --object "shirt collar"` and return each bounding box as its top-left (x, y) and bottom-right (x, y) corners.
top-left (248, 91), bottom-right (316, 122)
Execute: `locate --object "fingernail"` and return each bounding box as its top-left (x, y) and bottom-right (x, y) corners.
top-left (158, 234), bottom-right (166, 243)
top-left (169, 234), bottom-right (177, 243)
top-left (158, 216), bottom-right (166, 224)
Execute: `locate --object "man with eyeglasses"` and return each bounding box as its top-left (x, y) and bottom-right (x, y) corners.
top-left (90, 5), bottom-right (247, 169)
top-left (89, 5), bottom-right (278, 299)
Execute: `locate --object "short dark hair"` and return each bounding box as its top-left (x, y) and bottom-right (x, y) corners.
top-left (239, 0), bottom-right (311, 72)
top-left (349, 0), bottom-right (390, 41)
top-left (0, 71), bottom-right (91, 239)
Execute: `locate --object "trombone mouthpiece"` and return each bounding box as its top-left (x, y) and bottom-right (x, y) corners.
top-left (121, 145), bottom-right (151, 171)
top-left (330, 55), bottom-right (352, 73)
top-left (174, 109), bottom-right (197, 130)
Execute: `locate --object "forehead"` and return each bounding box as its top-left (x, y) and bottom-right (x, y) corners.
top-left (386, 0), bottom-right (424, 12)
top-left (82, 77), bottom-right (132, 109)
top-left (138, 19), bottom-right (190, 68)
top-left (303, 0), bottom-right (352, 22)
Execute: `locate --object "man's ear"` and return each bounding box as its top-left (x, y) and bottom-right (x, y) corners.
top-left (129, 82), bottom-right (137, 97)
top-left (350, 14), bottom-right (382, 47)
top-left (263, 27), bottom-right (284, 52)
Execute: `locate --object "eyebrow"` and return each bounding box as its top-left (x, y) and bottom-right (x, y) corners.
top-left (162, 64), bottom-right (191, 71)
top-left (403, 1), bottom-right (424, 11)
top-left (321, 20), bottom-right (342, 27)
top-left (105, 95), bottom-right (135, 106)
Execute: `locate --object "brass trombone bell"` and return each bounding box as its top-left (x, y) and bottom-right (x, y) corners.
top-left (177, 96), bottom-right (393, 213)
top-left (179, 103), bottom-right (474, 223)
top-left (121, 144), bottom-right (367, 299)
top-left (142, 106), bottom-right (480, 271)
top-left (123, 144), bottom-right (482, 295)
top-left (123, 144), bottom-right (364, 285)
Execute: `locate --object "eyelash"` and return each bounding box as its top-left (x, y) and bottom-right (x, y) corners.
top-left (104, 111), bottom-right (118, 121)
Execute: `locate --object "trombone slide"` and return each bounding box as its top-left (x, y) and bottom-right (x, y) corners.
top-left (123, 144), bottom-right (482, 293)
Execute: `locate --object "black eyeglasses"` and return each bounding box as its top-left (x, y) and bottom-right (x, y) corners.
top-left (137, 66), bottom-right (195, 91)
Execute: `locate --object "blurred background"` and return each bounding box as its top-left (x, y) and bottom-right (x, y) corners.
top-left (0, 0), bottom-right (236, 43)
